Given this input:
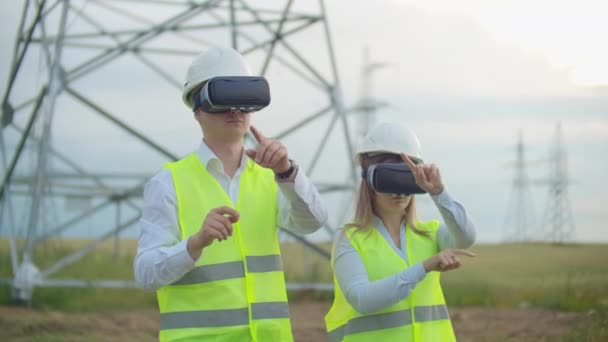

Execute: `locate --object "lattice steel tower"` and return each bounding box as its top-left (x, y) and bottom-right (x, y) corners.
top-left (1, 0), bottom-right (355, 302)
top-left (541, 122), bottom-right (576, 243)
top-left (503, 130), bottom-right (536, 241)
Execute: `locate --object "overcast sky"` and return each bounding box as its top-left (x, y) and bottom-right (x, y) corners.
top-left (0, 0), bottom-right (606, 243)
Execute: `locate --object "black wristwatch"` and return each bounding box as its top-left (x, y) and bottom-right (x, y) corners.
top-left (276, 159), bottom-right (297, 179)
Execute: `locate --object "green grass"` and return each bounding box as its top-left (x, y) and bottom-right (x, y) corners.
top-left (0, 239), bottom-right (157, 312)
top-left (562, 310), bottom-right (608, 342)
top-left (282, 241), bottom-right (608, 312)
top-left (2, 239), bottom-right (608, 313)
top-left (440, 243), bottom-right (608, 312)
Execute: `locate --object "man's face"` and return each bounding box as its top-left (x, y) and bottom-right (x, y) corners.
top-left (195, 109), bottom-right (251, 143)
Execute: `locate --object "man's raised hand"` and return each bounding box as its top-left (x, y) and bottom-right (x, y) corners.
top-left (245, 125), bottom-right (291, 174)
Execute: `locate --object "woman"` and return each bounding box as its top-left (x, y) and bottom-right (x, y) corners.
top-left (325, 122), bottom-right (476, 341)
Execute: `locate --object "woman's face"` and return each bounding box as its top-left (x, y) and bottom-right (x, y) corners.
top-left (374, 191), bottom-right (412, 215)
top-left (363, 153), bottom-right (413, 215)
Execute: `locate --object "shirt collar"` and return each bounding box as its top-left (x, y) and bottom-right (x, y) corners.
top-left (195, 140), bottom-right (252, 172)
top-left (374, 216), bottom-right (406, 231)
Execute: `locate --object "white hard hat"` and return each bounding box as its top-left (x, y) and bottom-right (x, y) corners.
top-left (182, 46), bottom-right (252, 109)
top-left (356, 122), bottom-right (422, 164)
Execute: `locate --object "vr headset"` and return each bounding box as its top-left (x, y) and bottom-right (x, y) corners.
top-left (193, 76), bottom-right (271, 113)
top-left (362, 163), bottom-right (427, 196)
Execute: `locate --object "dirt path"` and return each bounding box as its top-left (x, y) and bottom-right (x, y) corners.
top-left (0, 302), bottom-right (587, 341)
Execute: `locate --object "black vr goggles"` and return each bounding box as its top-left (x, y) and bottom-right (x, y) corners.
top-left (362, 163), bottom-right (427, 196)
top-left (193, 76), bottom-right (271, 113)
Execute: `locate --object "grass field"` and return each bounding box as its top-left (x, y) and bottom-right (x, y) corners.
top-left (1, 239), bottom-right (607, 340)
top-left (283, 241), bottom-right (608, 312)
top-left (1, 239), bottom-right (607, 311)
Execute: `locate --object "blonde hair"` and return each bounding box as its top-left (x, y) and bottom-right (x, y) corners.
top-left (345, 154), bottom-right (430, 238)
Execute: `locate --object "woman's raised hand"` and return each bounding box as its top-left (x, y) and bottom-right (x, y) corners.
top-left (401, 153), bottom-right (444, 195)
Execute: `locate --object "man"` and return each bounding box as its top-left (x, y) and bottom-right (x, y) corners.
top-left (134, 46), bottom-right (328, 342)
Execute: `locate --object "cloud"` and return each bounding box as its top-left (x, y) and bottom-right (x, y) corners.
top-left (1, 1), bottom-right (606, 243)
top-left (325, 1), bottom-right (586, 99)
top-left (389, 0), bottom-right (608, 87)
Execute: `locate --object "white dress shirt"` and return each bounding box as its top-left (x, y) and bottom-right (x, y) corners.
top-left (134, 142), bottom-right (328, 290)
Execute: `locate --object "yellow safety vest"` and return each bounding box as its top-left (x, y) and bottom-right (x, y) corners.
top-left (325, 220), bottom-right (456, 341)
top-left (157, 153), bottom-right (293, 342)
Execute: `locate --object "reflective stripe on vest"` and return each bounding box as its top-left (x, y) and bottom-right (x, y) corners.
top-left (158, 154), bottom-right (293, 342)
top-left (414, 304), bottom-right (449, 322)
top-left (327, 304), bottom-right (449, 342)
top-left (172, 255), bottom-right (283, 285)
top-left (325, 221), bottom-right (456, 341)
top-left (160, 302), bottom-right (290, 330)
